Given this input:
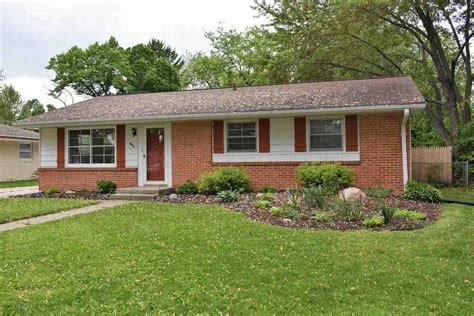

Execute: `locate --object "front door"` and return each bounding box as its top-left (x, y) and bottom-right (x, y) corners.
top-left (146, 128), bottom-right (165, 181)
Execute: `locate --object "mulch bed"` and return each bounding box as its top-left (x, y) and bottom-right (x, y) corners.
top-left (18, 191), bottom-right (111, 200)
top-left (155, 192), bottom-right (441, 231)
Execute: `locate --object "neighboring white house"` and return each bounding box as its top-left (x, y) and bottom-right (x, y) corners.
top-left (0, 123), bottom-right (39, 182)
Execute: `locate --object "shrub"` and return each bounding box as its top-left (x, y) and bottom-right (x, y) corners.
top-left (377, 199), bottom-right (396, 224)
top-left (96, 180), bottom-right (117, 194)
top-left (261, 185), bottom-right (277, 193)
top-left (395, 209), bottom-right (427, 221)
top-left (296, 163), bottom-right (353, 193)
top-left (270, 206), bottom-right (283, 217)
top-left (176, 181), bottom-right (198, 194)
top-left (270, 206), bottom-right (300, 219)
top-left (286, 188), bottom-right (301, 208)
top-left (329, 199), bottom-right (365, 221)
top-left (261, 192), bottom-right (274, 202)
top-left (255, 200), bottom-right (271, 209)
top-left (312, 212), bottom-right (334, 223)
top-left (402, 181), bottom-right (441, 202)
top-left (198, 168), bottom-right (250, 194)
top-left (302, 186), bottom-right (328, 209)
top-left (363, 216), bottom-right (384, 227)
top-left (217, 190), bottom-right (239, 202)
top-left (45, 186), bottom-right (59, 194)
top-left (363, 187), bottom-right (393, 198)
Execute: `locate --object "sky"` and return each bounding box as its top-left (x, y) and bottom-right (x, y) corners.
top-left (0, 0), bottom-right (263, 107)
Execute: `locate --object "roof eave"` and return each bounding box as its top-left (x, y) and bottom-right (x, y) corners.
top-left (14, 103), bottom-right (426, 128)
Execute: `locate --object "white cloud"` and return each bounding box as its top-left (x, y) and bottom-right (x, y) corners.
top-left (1, 0), bottom-right (264, 107)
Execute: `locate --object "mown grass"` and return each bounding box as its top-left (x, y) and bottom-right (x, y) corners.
top-left (440, 187), bottom-right (474, 201)
top-left (0, 179), bottom-right (38, 188)
top-left (0, 198), bottom-right (97, 223)
top-left (1, 202), bottom-right (472, 314)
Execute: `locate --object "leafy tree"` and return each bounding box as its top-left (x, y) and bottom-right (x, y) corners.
top-left (255, 0), bottom-right (472, 150)
top-left (0, 85), bottom-right (22, 125)
top-left (47, 37), bottom-right (182, 97)
top-left (181, 53), bottom-right (234, 89)
top-left (47, 37), bottom-right (130, 97)
top-left (147, 39), bottom-right (184, 70)
top-left (46, 104), bottom-right (56, 112)
top-left (121, 44), bottom-right (180, 94)
top-left (18, 99), bottom-right (46, 121)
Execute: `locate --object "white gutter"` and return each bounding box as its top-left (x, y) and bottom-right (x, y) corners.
top-left (401, 109), bottom-right (410, 187)
top-left (15, 103), bottom-right (425, 128)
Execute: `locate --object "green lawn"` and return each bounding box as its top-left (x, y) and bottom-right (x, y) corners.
top-left (440, 187), bottom-right (474, 201)
top-left (0, 179), bottom-right (38, 188)
top-left (1, 202), bottom-right (472, 314)
top-left (0, 198), bottom-right (97, 223)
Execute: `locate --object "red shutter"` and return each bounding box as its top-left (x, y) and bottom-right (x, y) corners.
top-left (116, 125), bottom-right (126, 168)
top-left (294, 117), bottom-right (306, 152)
top-left (258, 119), bottom-right (270, 153)
top-left (213, 121), bottom-right (224, 153)
top-left (57, 127), bottom-right (65, 168)
top-left (345, 115), bottom-right (358, 151)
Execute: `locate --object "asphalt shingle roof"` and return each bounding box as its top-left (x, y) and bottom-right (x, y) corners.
top-left (18, 76), bottom-right (424, 126)
top-left (0, 123), bottom-right (39, 140)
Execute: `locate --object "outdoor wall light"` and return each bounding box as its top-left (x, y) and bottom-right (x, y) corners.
top-left (131, 128), bottom-right (137, 137)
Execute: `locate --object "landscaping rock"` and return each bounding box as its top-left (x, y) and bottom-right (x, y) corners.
top-left (339, 187), bottom-right (367, 201)
top-left (169, 193), bottom-right (178, 200)
top-left (256, 193), bottom-right (264, 198)
top-left (65, 190), bottom-right (75, 194)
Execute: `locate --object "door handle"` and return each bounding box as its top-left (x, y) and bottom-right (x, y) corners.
top-left (142, 154), bottom-right (146, 158)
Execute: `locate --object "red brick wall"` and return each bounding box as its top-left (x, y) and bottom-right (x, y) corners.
top-left (172, 113), bottom-right (409, 194)
top-left (38, 168), bottom-right (138, 191)
top-left (172, 121), bottom-right (213, 185)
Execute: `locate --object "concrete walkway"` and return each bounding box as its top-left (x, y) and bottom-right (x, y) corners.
top-left (0, 200), bottom-right (131, 232)
top-left (0, 186), bottom-right (39, 198)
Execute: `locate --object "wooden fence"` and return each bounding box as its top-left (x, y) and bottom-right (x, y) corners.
top-left (411, 146), bottom-right (452, 184)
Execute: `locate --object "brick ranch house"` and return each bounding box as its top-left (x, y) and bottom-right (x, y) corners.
top-left (16, 77), bottom-right (425, 194)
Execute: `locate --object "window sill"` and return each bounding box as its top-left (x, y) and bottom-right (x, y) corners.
top-left (213, 152), bottom-right (359, 163)
top-left (65, 164), bottom-right (117, 168)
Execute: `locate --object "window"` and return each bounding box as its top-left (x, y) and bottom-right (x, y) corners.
top-left (226, 122), bottom-right (257, 152)
top-left (309, 118), bottom-right (343, 151)
top-left (19, 143), bottom-right (32, 159)
top-left (68, 129), bottom-right (115, 165)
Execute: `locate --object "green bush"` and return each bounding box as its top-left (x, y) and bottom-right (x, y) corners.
top-left (45, 187), bottom-right (59, 194)
top-left (363, 187), bottom-right (393, 198)
top-left (261, 185), bottom-right (277, 193)
top-left (302, 186), bottom-right (328, 209)
top-left (176, 181), bottom-right (198, 194)
top-left (402, 181), bottom-right (441, 202)
top-left (329, 199), bottom-right (365, 221)
top-left (198, 168), bottom-right (250, 194)
top-left (312, 212), bottom-right (334, 223)
top-left (270, 206), bottom-right (300, 219)
top-left (260, 192), bottom-right (274, 202)
top-left (255, 200), bottom-right (271, 209)
top-left (363, 216), bottom-right (384, 227)
top-left (395, 209), bottom-right (427, 221)
top-left (96, 180), bottom-right (117, 194)
top-left (377, 199), bottom-right (396, 224)
top-left (217, 190), bottom-right (239, 202)
top-left (296, 163), bottom-right (353, 193)
top-left (286, 188), bottom-right (301, 208)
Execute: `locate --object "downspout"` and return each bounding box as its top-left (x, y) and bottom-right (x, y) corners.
top-left (401, 109), bottom-right (409, 188)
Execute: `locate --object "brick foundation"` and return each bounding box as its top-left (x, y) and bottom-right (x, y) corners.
top-left (38, 168), bottom-right (138, 191)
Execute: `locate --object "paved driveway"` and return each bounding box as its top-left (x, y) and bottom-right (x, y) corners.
top-left (0, 186), bottom-right (39, 198)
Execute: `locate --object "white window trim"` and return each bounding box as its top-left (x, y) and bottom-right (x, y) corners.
top-left (224, 120), bottom-right (259, 154)
top-left (18, 142), bottom-right (33, 161)
top-left (307, 116), bottom-right (346, 152)
top-left (65, 126), bottom-right (117, 168)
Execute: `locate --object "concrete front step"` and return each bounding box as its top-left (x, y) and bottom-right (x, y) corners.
top-left (110, 193), bottom-right (157, 201)
top-left (111, 186), bottom-right (174, 201)
top-left (116, 186), bottom-right (173, 195)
